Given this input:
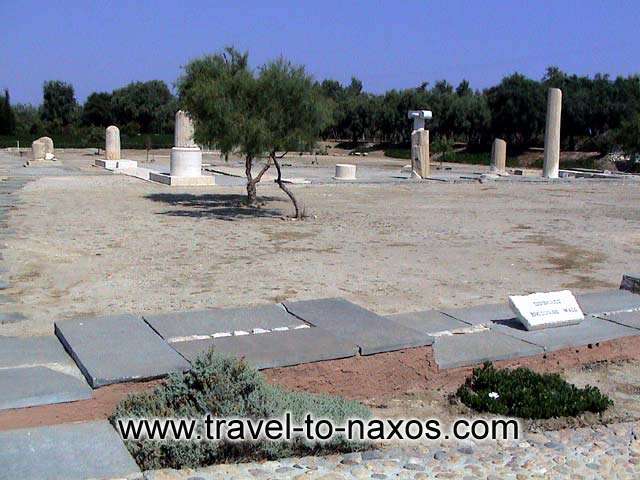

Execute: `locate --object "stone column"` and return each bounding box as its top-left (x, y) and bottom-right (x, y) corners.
top-left (411, 129), bottom-right (430, 178)
top-left (31, 140), bottom-right (45, 161)
top-left (543, 88), bottom-right (562, 179)
top-left (170, 110), bottom-right (202, 177)
top-left (105, 126), bottom-right (121, 160)
top-left (490, 138), bottom-right (507, 173)
top-left (37, 136), bottom-right (54, 156)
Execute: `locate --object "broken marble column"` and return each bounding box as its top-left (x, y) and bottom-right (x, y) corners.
top-left (543, 88), bottom-right (562, 179)
top-left (31, 139), bottom-right (46, 161)
top-left (334, 163), bottom-right (357, 180)
top-left (490, 138), bottom-right (507, 173)
top-left (170, 110), bottom-right (202, 177)
top-left (411, 129), bottom-right (430, 178)
top-left (408, 110), bottom-right (432, 179)
top-left (105, 126), bottom-right (121, 160)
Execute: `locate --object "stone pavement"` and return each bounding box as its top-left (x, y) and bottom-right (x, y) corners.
top-left (143, 421), bottom-right (640, 480)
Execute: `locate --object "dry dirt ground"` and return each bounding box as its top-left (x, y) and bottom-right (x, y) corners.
top-left (1, 149), bottom-right (639, 337)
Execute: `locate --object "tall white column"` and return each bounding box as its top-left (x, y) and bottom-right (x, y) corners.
top-left (543, 88), bottom-right (562, 179)
top-left (170, 110), bottom-right (203, 177)
top-left (490, 138), bottom-right (507, 173)
top-left (411, 129), bottom-right (430, 178)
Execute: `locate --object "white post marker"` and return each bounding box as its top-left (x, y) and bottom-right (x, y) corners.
top-left (508, 290), bottom-right (584, 331)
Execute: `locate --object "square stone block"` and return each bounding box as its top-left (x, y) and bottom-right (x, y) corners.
top-left (55, 314), bottom-right (190, 387)
top-left (440, 303), bottom-right (516, 326)
top-left (575, 289), bottom-right (640, 315)
top-left (144, 304), bottom-right (306, 342)
top-left (172, 327), bottom-right (358, 369)
top-left (491, 315), bottom-right (640, 352)
top-left (386, 310), bottom-right (469, 334)
top-left (0, 421), bottom-right (140, 480)
top-left (433, 330), bottom-right (543, 369)
top-left (283, 298), bottom-right (432, 355)
top-left (148, 171), bottom-right (215, 186)
top-left (0, 366), bottom-right (92, 411)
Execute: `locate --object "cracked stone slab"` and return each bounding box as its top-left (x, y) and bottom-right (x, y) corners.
top-left (55, 314), bottom-right (190, 388)
top-left (0, 335), bottom-right (76, 369)
top-left (0, 420), bottom-right (141, 480)
top-left (491, 315), bottom-right (640, 352)
top-left (433, 330), bottom-right (543, 369)
top-left (386, 310), bottom-right (469, 334)
top-left (595, 310), bottom-right (640, 330)
top-left (283, 298), bottom-right (432, 355)
top-left (144, 304), bottom-right (306, 342)
top-left (0, 366), bottom-right (92, 411)
top-left (172, 327), bottom-right (358, 369)
top-left (440, 303), bottom-right (516, 326)
top-left (575, 289), bottom-right (640, 315)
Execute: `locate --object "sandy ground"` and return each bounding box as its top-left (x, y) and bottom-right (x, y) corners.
top-left (1, 149), bottom-right (639, 337)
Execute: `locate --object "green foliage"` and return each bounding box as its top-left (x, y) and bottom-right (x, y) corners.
top-left (617, 113), bottom-right (640, 155)
top-left (111, 350), bottom-right (370, 470)
top-left (82, 92), bottom-right (113, 127)
top-left (0, 89), bottom-right (16, 135)
top-left (111, 80), bottom-right (176, 134)
top-left (41, 80), bottom-right (78, 128)
top-left (457, 363), bottom-right (612, 419)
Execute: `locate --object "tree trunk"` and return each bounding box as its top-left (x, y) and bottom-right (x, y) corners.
top-left (245, 155), bottom-right (257, 204)
top-left (272, 153), bottom-right (302, 219)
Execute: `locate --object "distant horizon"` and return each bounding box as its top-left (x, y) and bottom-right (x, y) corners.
top-left (3, 0), bottom-right (639, 105)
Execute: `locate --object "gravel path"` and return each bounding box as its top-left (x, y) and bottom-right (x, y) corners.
top-left (144, 421), bottom-right (640, 479)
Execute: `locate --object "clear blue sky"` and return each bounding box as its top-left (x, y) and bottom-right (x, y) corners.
top-left (3, 0), bottom-right (639, 105)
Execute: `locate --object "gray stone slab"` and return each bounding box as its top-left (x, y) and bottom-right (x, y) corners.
top-left (0, 420), bottom-right (140, 480)
top-left (595, 310), bottom-right (640, 330)
top-left (386, 310), bottom-right (469, 334)
top-left (433, 330), bottom-right (544, 369)
top-left (55, 314), bottom-right (190, 387)
top-left (172, 327), bottom-right (358, 369)
top-left (440, 303), bottom-right (516, 326)
top-left (576, 289), bottom-right (640, 314)
top-left (144, 304), bottom-right (305, 341)
top-left (283, 298), bottom-right (432, 355)
top-left (0, 335), bottom-right (74, 368)
top-left (0, 366), bottom-right (92, 410)
top-left (491, 315), bottom-right (640, 352)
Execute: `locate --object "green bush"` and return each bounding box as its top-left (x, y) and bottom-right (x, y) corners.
top-left (110, 350), bottom-right (370, 470)
top-left (457, 363), bottom-right (612, 419)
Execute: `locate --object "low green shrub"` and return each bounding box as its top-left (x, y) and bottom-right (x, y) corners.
top-left (110, 350), bottom-right (371, 470)
top-left (457, 363), bottom-right (612, 419)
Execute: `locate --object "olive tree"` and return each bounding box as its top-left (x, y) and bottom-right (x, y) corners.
top-left (178, 48), bottom-right (328, 218)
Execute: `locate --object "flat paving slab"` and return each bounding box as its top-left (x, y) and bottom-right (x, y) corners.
top-left (575, 289), bottom-right (640, 314)
top-left (0, 336), bottom-right (92, 410)
top-left (433, 330), bottom-right (544, 369)
top-left (595, 310), bottom-right (640, 330)
top-left (491, 315), bottom-right (640, 352)
top-left (0, 366), bottom-right (92, 410)
top-left (144, 303), bottom-right (306, 341)
top-left (0, 420), bottom-right (140, 480)
top-left (440, 303), bottom-right (516, 326)
top-left (283, 298), bottom-right (432, 355)
top-left (172, 327), bottom-right (358, 369)
top-left (386, 310), bottom-right (469, 334)
top-left (55, 314), bottom-right (190, 388)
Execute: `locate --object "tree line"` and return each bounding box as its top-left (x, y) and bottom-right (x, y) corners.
top-left (1, 65), bottom-right (639, 155)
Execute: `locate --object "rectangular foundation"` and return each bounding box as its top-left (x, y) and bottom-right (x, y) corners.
top-left (149, 171), bottom-right (215, 186)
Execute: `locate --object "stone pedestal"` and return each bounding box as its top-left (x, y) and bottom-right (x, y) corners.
top-left (411, 129), bottom-right (430, 178)
top-left (105, 126), bottom-right (121, 160)
top-left (334, 164), bottom-right (356, 180)
top-left (37, 137), bottom-right (54, 156)
top-left (490, 138), bottom-right (507, 173)
top-left (543, 88), bottom-right (562, 179)
top-left (170, 147), bottom-right (203, 177)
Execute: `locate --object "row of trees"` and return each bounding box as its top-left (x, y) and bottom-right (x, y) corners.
top-left (322, 67), bottom-right (640, 152)
top-left (2, 61), bottom-right (640, 155)
top-left (5, 80), bottom-right (177, 139)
